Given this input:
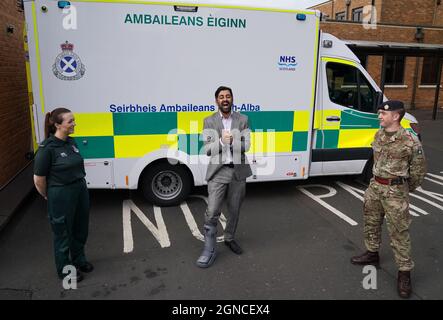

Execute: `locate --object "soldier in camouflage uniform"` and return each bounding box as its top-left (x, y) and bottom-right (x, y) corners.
top-left (351, 100), bottom-right (426, 299)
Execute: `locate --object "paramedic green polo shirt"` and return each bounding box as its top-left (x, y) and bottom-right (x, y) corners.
top-left (34, 135), bottom-right (86, 187)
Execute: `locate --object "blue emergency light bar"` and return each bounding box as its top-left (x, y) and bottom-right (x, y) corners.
top-left (296, 14), bottom-right (306, 21)
top-left (58, 1), bottom-right (71, 9)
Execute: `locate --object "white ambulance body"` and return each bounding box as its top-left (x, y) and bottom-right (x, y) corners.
top-left (23, 0), bottom-right (419, 205)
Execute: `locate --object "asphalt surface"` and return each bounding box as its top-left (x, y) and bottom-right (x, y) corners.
top-left (0, 110), bottom-right (442, 300)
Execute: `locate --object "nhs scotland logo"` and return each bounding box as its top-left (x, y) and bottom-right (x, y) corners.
top-left (278, 55), bottom-right (298, 71)
top-left (53, 41), bottom-right (86, 80)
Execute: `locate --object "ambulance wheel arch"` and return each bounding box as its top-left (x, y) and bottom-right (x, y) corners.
top-left (139, 158), bottom-right (194, 207)
top-left (360, 156), bottom-right (374, 183)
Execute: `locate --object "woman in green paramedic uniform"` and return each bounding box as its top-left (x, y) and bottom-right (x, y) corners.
top-left (33, 107), bottom-right (93, 282)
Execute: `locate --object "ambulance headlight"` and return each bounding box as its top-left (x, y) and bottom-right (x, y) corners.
top-left (58, 1), bottom-right (71, 9)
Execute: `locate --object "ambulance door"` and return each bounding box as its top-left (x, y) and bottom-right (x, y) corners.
top-left (315, 58), bottom-right (381, 175)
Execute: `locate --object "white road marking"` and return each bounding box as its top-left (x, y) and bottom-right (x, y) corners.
top-left (180, 202), bottom-right (204, 241)
top-left (408, 209), bottom-right (421, 217)
top-left (122, 174), bottom-right (441, 251)
top-left (297, 184), bottom-right (358, 226)
top-left (424, 177), bottom-right (443, 186)
top-left (188, 195), bottom-right (227, 230)
top-left (185, 195), bottom-right (228, 242)
top-left (427, 173), bottom-right (443, 181)
top-left (415, 187), bottom-right (443, 207)
top-left (180, 201), bottom-right (227, 243)
top-left (122, 200), bottom-right (170, 253)
top-left (336, 181), bottom-right (425, 216)
top-left (122, 203), bottom-right (133, 253)
top-left (335, 181), bottom-right (365, 201)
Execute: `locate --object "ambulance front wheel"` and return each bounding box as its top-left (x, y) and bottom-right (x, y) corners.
top-left (140, 162), bottom-right (193, 206)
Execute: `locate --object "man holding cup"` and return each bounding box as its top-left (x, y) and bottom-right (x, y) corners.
top-left (196, 86), bottom-right (252, 268)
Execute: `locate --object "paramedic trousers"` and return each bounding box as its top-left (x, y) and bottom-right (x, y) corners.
top-left (47, 179), bottom-right (90, 278)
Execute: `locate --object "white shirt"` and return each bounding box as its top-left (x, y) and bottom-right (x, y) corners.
top-left (219, 111), bottom-right (233, 164)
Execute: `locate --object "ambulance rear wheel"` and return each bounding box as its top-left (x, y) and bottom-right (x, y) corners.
top-left (140, 162), bottom-right (193, 207)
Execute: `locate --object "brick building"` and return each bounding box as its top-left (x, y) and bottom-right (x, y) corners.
top-left (0, 0), bottom-right (32, 188)
top-left (310, 0), bottom-right (443, 109)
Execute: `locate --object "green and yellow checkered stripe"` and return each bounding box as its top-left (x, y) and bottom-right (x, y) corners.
top-left (315, 109), bottom-right (379, 149)
top-left (314, 109), bottom-right (413, 149)
top-left (71, 111), bottom-right (312, 159)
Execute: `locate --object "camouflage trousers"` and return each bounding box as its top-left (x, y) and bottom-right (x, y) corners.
top-left (363, 179), bottom-right (414, 271)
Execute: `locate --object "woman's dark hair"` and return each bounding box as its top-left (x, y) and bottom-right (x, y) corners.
top-left (44, 107), bottom-right (71, 138)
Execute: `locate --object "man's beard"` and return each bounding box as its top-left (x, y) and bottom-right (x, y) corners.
top-left (219, 103), bottom-right (232, 113)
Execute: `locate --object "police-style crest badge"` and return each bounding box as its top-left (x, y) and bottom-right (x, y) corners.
top-left (53, 41), bottom-right (85, 80)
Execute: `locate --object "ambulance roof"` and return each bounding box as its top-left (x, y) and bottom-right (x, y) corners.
top-left (60, 0), bottom-right (316, 13)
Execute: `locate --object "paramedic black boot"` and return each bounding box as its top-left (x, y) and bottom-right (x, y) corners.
top-left (351, 250), bottom-right (379, 267)
top-left (196, 224), bottom-right (217, 268)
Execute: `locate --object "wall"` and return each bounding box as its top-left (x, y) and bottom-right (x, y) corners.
top-left (381, 0), bottom-right (436, 26)
top-left (312, 0), bottom-right (383, 23)
top-left (319, 21), bottom-right (443, 109)
top-left (0, 0), bottom-right (32, 188)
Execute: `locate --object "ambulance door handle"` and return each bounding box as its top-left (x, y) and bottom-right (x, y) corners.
top-left (326, 116), bottom-right (341, 122)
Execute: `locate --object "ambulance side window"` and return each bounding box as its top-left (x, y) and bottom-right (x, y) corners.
top-left (359, 74), bottom-right (376, 113)
top-left (326, 62), bottom-right (377, 113)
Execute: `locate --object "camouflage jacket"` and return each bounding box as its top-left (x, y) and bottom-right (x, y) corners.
top-left (372, 126), bottom-right (426, 191)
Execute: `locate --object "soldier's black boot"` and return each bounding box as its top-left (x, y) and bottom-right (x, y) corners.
top-left (196, 224), bottom-right (217, 268)
top-left (398, 271), bottom-right (412, 299)
top-left (350, 250), bottom-right (379, 267)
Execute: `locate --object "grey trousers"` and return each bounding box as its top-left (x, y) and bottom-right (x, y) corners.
top-left (205, 166), bottom-right (246, 241)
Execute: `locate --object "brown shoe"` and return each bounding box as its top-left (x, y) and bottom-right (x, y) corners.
top-left (398, 271), bottom-right (412, 299)
top-left (350, 250), bottom-right (379, 266)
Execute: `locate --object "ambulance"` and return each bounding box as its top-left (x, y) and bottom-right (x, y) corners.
top-left (23, 0), bottom-right (420, 206)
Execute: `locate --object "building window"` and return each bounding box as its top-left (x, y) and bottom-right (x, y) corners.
top-left (336, 12), bottom-right (346, 21)
top-left (421, 57), bottom-right (440, 85)
top-left (352, 7), bottom-right (363, 22)
top-left (385, 56), bottom-right (405, 85)
top-left (321, 14), bottom-right (330, 21)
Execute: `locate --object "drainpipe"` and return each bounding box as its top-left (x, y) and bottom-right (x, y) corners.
top-left (432, 58), bottom-right (442, 120)
top-left (410, 58), bottom-right (420, 110)
top-left (345, 0), bottom-right (351, 20)
top-left (433, 0), bottom-right (440, 26)
top-left (380, 53), bottom-right (388, 95)
top-left (332, 0), bottom-right (335, 18)
top-left (371, 0), bottom-right (375, 24)
top-left (411, 27), bottom-right (425, 109)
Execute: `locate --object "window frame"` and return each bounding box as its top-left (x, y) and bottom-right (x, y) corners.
top-left (421, 56), bottom-right (441, 85)
top-left (325, 61), bottom-right (378, 113)
top-left (385, 55), bottom-right (406, 85)
top-left (352, 7), bottom-right (363, 22)
top-left (335, 11), bottom-right (346, 21)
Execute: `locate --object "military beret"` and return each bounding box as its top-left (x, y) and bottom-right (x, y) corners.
top-left (377, 100), bottom-right (405, 111)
